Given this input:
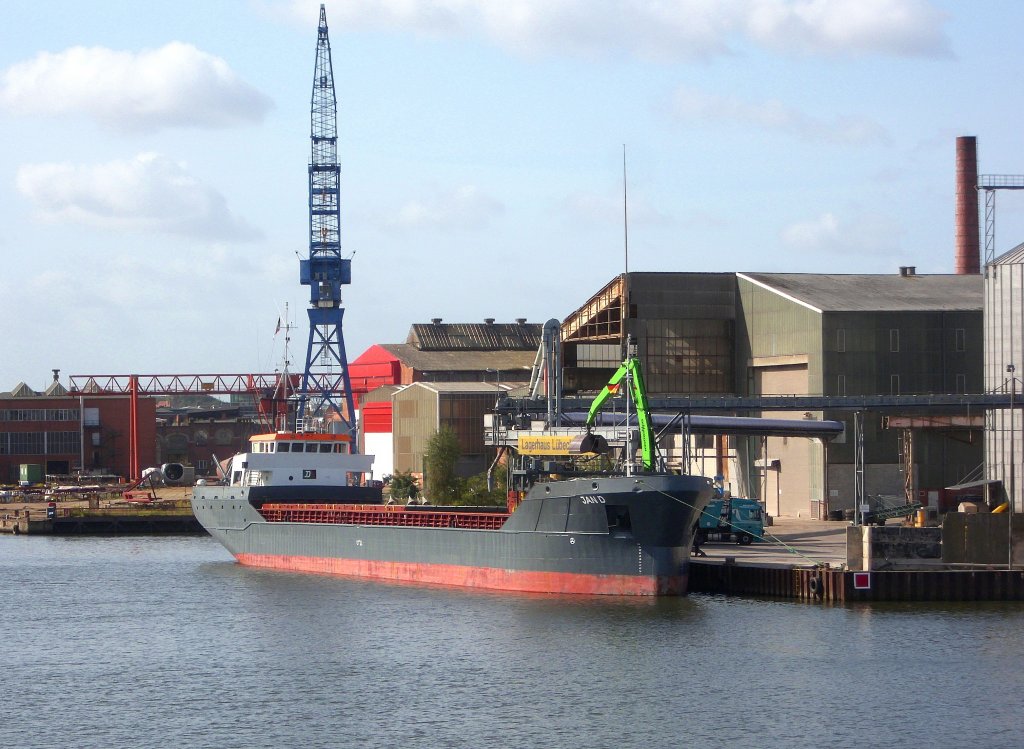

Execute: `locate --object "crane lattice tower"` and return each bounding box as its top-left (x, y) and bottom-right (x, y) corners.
top-left (298, 4), bottom-right (356, 439)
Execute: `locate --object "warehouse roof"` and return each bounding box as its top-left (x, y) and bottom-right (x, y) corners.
top-left (993, 242), bottom-right (1024, 265)
top-left (738, 272), bottom-right (982, 313)
top-left (408, 320), bottom-right (541, 351)
top-left (379, 343), bottom-right (536, 375)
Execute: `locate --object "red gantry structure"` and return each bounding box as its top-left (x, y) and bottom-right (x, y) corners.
top-left (67, 372), bottom-right (308, 481)
top-left (68, 358), bottom-right (400, 483)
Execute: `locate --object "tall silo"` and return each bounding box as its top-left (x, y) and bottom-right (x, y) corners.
top-left (985, 243), bottom-right (1024, 511)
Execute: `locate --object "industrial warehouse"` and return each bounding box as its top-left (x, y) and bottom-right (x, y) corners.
top-left (0, 263), bottom-right (1006, 520)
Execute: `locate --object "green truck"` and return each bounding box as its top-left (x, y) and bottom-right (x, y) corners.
top-left (696, 496), bottom-right (765, 545)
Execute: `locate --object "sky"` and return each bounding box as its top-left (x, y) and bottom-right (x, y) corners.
top-left (2, 0), bottom-right (1023, 391)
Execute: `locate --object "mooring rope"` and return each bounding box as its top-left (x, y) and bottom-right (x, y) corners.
top-left (633, 477), bottom-right (828, 567)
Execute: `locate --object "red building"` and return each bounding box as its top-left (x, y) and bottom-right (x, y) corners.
top-left (0, 378), bottom-right (155, 483)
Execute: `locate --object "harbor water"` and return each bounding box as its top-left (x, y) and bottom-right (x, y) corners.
top-left (3, 535), bottom-right (1023, 749)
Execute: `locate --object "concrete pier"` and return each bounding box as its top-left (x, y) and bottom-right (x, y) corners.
top-left (690, 517), bottom-right (1024, 602)
top-left (1, 488), bottom-right (202, 535)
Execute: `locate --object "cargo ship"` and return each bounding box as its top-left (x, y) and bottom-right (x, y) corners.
top-left (190, 430), bottom-right (713, 595)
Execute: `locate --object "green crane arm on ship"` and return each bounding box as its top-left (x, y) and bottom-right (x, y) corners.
top-left (585, 357), bottom-right (657, 471)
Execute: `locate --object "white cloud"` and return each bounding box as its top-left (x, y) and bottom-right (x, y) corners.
top-left (385, 185), bottom-right (504, 232)
top-left (16, 152), bottom-right (261, 241)
top-left (780, 210), bottom-right (902, 256)
top-left (272, 0), bottom-right (949, 60)
top-left (0, 42), bottom-right (272, 132)
top-left (672, 84), bottom-right (889, 145)
top-left (746, 0), bottom-right (951, 57)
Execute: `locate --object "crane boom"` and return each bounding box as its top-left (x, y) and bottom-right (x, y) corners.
top-left (585, 356), bottom-right (657, 471)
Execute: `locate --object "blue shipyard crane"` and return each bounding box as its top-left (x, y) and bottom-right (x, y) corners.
top-left (297, 4), bottom-right (356, 439)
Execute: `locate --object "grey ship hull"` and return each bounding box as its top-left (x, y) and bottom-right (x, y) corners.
top-left (192, 474), bottom-right (712, 595)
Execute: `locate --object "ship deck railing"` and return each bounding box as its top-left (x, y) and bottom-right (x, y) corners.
top-left (258, 503), bottom-right (510, 530)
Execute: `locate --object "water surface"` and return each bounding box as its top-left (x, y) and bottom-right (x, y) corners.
top-left (3, 536), bottom-right (1022, 748)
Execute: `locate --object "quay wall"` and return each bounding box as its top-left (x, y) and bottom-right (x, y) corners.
top-left (689, 561), bottom-right (1024, 603)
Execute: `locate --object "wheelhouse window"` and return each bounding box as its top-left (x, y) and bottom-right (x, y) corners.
top-left (278, 442), bottom-right (290, 452)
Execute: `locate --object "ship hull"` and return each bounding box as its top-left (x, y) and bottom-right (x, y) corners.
top-left (192, 474), bottom-right (712, 596)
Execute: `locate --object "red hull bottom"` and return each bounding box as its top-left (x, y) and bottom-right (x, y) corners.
top-left (236, 553), bottom-right (687, 596)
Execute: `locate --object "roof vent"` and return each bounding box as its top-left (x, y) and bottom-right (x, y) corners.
top-left (899, 266), bottom-right (916, 277)
top-left (484, 318), bottom-right (495, 325)
top-left (515, 317), bottom-right (527, 325)
top-left (431, 317), bottom-right (442, 325)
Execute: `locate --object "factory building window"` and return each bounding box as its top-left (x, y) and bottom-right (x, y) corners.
top-left (836, 329), bottom-right (846, 353)
top-left (439, 394), bottom-right (492, 454)
top-left (889, 329), bottom-right (899, 352)
top-left (644, 318), bottom-right (733, 394)
top-left (955, 328), bottom-right (966, 352)
top-left (8, 432), bottom-right (45, 455)
top-left (0, 409), bottom-right (80, 422)
top-left (890, 375), bottom-right (900, 395)
top-left (837, 375), bottom-right (846, 396)
top-left (47, 432), bottom-right (80, 454)
top-left (956, 374), bottom-right (966, 394)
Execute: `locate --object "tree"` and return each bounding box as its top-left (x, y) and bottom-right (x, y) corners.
top-left (459, 464), bottom-right (507, 507)
top-left (387, 470), bottom-right (419, 501)
top-left (424, 427), bottom-right (461, 502)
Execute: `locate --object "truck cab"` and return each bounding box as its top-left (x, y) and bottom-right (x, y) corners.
top-left (697, 496), bottom-right (764, 545)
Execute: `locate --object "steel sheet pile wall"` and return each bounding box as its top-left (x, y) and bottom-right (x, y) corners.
top-left (689, 561), bottom-right (1024, 602)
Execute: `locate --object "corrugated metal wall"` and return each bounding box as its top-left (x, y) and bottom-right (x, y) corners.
top-left (736, 279), bottom-right (823, 391)
top-left (985, 260), bottom-right (1024, 511)
top-left (392, 386), bottom-right (438, 474)
top-left (735, 278), bottom-right (823, 512)
top-left (823, 309), bottom-right (982, 497)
